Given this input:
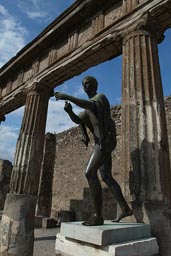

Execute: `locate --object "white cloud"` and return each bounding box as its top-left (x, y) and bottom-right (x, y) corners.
top-left (17, 0), bottom-right (76, 23)
top-left (11, 106), bottom-right (24, 117)
top-left (0, 4), bottom-right (27, 67)
top-left (46, 99), bottom-right (80, 133)
top-left (0, 107), bottom-right (24, 162)
top-left (17, 0), bottom-right (51, 21)
top-left (0, 100), bottom-right (80, 162)
top-left (0, 125), bottom-right (19, 162)
top-left (56, 82), bottom-right (85, 98)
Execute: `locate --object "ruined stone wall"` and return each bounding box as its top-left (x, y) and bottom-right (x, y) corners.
top-left (0, 160), bottom-right (12, 210)
top-left (37, 133), bottom-right (56, 217)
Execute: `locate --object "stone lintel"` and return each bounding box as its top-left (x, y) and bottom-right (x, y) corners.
top-left (60, 221), bottom-right (151, 246)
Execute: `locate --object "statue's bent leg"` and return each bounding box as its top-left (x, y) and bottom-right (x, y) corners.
top-left (83, 145), bottom-right (104, 226)
top-left (99, 154), bottom-right (133, 222)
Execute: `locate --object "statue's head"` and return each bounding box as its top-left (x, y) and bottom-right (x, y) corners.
top-left (82, 76), bottom-right (98, 93)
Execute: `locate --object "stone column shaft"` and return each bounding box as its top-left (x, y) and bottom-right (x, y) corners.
top-left (10, 87), bottom-right (50, 195)
top-left (121, 30), bottom-right (171, 203)
top-left (0, 84), bottom-right (51, 256)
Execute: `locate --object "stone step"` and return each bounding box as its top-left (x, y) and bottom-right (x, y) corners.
top-left (34, 216), bottom-right (58, 228)
top-left (60, 221), bottom-right (151, 246)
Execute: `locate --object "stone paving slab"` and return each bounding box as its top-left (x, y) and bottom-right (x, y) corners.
top-left (34, 227), bottom-right (59, 256)
top-left (60, 221), bottom-right (151, 246)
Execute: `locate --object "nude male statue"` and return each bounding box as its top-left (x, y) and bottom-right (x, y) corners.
top-left (54, 76), bottom-right (133, 226)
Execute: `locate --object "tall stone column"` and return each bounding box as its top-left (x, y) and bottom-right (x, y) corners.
top-left (0, 83), bottom-right (52, 256)
top-left (121, 28), bottom-right (171, 255)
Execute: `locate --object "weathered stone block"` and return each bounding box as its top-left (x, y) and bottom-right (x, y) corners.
top-left (56, 233), bottom-right (159, 256)
top-left (60, 221), bottom-right (151, 246)
top-left (42, 217), bottom-right (58, 228)
top-left (34, 215), bottom-right (43, 228)
top-left (0, 193), bottom-right (37, 256)
top-left (57, 210), bottom-right (76, 225)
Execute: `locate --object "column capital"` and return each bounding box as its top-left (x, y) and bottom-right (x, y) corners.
top-left (122, 13), bottom-right (165, 44)
top-left (25, 81), bottom-right (54, 98)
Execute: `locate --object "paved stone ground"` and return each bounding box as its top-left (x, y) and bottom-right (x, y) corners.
top-left (33, 227), bottom-right (59, 256)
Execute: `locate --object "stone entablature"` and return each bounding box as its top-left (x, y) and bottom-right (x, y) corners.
top-left (0, 0), bottom-right (171, 115)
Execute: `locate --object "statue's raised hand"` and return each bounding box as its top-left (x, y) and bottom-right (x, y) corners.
top-left (64, 101), bottom-right (72, 113)
top-left (54, 92), bottom-right (68, 101)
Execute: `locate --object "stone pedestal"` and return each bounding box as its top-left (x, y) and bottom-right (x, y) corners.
top-left (55, 221), bottom-right (159, 256)
top-left (0, 193), bottom-right (37, 256)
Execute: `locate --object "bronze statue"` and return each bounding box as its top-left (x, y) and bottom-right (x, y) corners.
top-left (54, 76), bottom-right (133, 226)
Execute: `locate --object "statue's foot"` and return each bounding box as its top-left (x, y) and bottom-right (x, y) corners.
top-left (112, 209), bottom-right (133, 223)
top-left (82, 215), bottom-right (104, 226)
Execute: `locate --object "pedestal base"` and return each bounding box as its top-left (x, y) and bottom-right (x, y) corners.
top-left (55, 221), bottom-right (159, 256)
top-left (0, 193), bottom-right (37, 256)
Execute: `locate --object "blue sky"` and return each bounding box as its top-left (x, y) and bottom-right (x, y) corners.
top-left (0, 0), bottom-right (171, 162)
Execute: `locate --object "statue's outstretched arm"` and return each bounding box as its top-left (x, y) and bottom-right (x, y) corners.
top-left (54, 92), bottom-right (95, 111)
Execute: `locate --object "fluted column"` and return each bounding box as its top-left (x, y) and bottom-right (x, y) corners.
top-left (121, 29), bottom-right (171, 256)
top-left (0, 83), bottom-right (52, 256)
top-left (10, 85), bottom-right (51, 195)
top-left (121, 29), bottom-right (171, 203)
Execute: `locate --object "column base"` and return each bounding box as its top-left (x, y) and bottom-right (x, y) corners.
top-left (0, 193), bottom-right (37, 256)
top-left (128, 201), bottom-right (171, 256)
